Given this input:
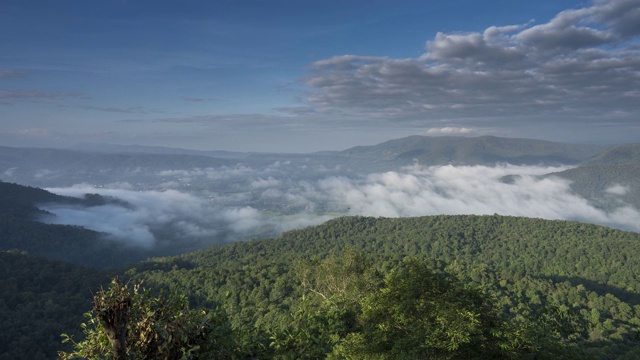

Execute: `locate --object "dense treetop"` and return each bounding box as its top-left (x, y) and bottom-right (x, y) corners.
top-left (0, 250), bottom-right (106, 360)
top-left (128, 215), bottom-right (640, 359)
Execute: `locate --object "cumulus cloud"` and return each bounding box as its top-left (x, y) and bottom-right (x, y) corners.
top-left (515, 7), bottom-right (612, 50)
top-left (302, 0), bottom-right (640, 136)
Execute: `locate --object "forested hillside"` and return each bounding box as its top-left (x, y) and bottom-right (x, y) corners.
top-left (0, 181), bottom-right (110, 265)
top-left (339, 135), bottom-right (605, 169)
top-left (553, 164), bottom-right (640, 211)
top-left (585, 144), bottom-right (640, 165)
top-left (0, 250), bottom-right (106, 360)
top-left (550, 144), bottom-right (640, 212)
top-left (0, 181), bottom-right (194, 268)
top-left (121, 215), bottom-right (640, 359)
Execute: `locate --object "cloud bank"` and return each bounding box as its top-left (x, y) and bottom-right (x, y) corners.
top-left (318, 165), bottom-right (640, 231)
top-left (300, 0), bottom-right (640, 136)
top-left (40, 182), bottom-right (332, 248)
top-left (40, 186), bottom-right (214, 247)
top-left (39, 162), bottom-right (640, 250)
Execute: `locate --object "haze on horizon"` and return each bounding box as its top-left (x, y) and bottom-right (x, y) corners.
top-left (1, 0), bottom-right (639, 153)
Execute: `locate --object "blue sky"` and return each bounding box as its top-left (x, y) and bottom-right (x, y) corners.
top-left (1, 0), bottom-right (639, 152)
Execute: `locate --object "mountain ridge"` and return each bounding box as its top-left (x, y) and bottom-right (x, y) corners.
top-left (339, 135), bottom-right (607, 166)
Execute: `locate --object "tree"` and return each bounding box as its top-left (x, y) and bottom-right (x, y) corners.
top-left (59, 277), bottom-right (234, 360)
top-left (333, 259), bottom-right (509, 359)
top-left (296, 247), bottom-right (381, 304)
top-left (269, 248), bottom-right (380, 359)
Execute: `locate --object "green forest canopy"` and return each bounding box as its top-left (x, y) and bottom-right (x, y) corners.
top-left (125, 215), bottom-right (640, 359)
top-left (3, 213), bottom-right (640, 358)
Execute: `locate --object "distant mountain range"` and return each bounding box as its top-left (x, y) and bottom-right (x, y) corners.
top-left (0, 135), bottom-right (611, 177)
top-left (338, 135), bottom-right (606, 167)
top-left (70, 142), bottom-right (250, 158)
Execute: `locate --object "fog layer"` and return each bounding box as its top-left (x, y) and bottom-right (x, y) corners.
top-left (40, 164), bottom-right (640, 248)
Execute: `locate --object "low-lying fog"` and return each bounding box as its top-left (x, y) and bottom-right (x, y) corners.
top-left (37, 163), bottom-right (640, 250)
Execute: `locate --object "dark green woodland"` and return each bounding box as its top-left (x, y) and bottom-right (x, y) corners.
top-left (2, 177), bottom-right (640, 358)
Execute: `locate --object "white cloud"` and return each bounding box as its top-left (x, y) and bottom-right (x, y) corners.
top-left (424, 127), bottom-right (474, 136)
top-left (301, 0), bottom-right (640, 139)
top-left (606, 184), bottom-right (629, 195)
top-left (251, 177), bottom-right (281, 188)
top-left (3, 167), bottom-right (17, 177)
top-left (36, 161), bottom-right (640, 250)
top-left (219, 206), bottom-right (263, 233)
top-left (41, 204), bottom-right (157, 247)
top-left (318, 164), bottom-right (640, 231)
top-left (41, 185), bottom-right (214, 247)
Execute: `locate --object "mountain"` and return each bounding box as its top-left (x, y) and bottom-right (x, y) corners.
top-left (585, 144), bottom-right (640, 165)
top-left (0, 146), bottom-right (234, 187)
top-left (551, 164), bottom-right (640, 210)
top-left (1, 135), bottom-right (636, 236)
top-left (3, 136), bottom-right (640, 358)
top-left (69, 142), bottom-right (250, 159)
top-left (550, 144), bottom-right (640, 211)
top-left (336, 136), bottom-right (640, 212)
top-left (1, 136), bottom-right (610, 184)
top-left (338, 135), bottom-right (606, 169)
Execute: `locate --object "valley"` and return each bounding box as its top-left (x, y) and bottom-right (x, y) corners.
top-left (1, 135), bottom-right (640, 358)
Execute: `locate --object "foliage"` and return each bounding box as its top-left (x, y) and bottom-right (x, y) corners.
top-left (4, 214), bottom-right (640, 358)
top-left (0, 250), bottom-right (104, 360)
top-left (269, 254), bottom-right (588, 359)
top-left (131, 215), bottom-right (640, 359)
top-left (59, 277), bottom-right (234, 360)
top-left (336, 259), bottom-right (507, 359)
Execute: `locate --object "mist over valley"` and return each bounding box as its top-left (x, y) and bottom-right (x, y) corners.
top-left (2, 135), bottom-right (639, 265)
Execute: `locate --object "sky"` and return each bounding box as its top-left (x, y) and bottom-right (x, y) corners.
top-left (1, 0), bottom-right (639, 152)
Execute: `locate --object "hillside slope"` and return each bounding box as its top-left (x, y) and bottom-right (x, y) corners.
top-left (0, 181), bottom-right (171, 268)
top-left (339, 136), bottom-right (606, 170)
top-left (131, 215), bottom-right (640, 359)
top-left (551, 144), bottom-right (640, 211)
top-left (0, 250), bottom-right (106, 360)
top-left (585, 144), bottom-right (640, 165)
